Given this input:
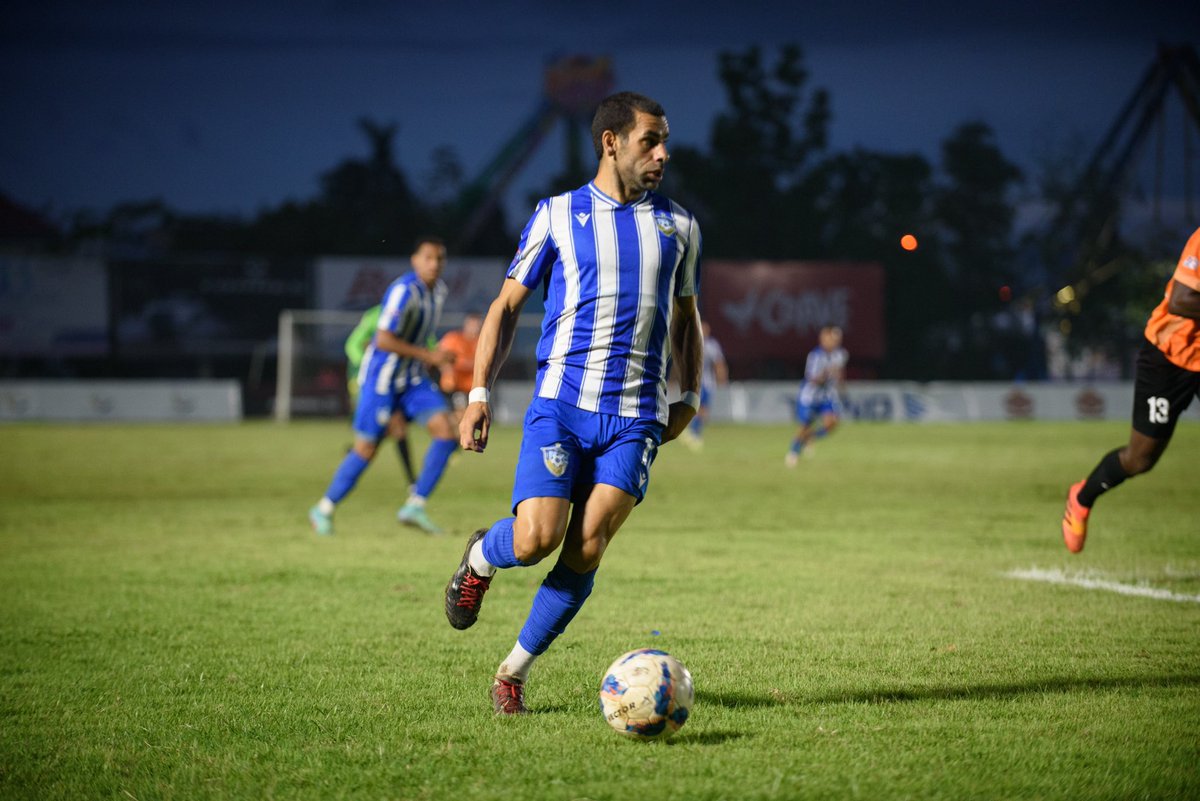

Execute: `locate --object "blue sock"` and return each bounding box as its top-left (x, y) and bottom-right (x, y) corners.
top-left (325, 451), bottom-right (370, 504)
top-left (789, 438), bottom-right (803, 455)
top-left (481, 517), bottom-right (527, 568)
top-left (689, 415), bottom-right (703, 436)
top-left (412, 438), bottom-right (457, 499)
top-left (517, 559), bottom-right (596, 655)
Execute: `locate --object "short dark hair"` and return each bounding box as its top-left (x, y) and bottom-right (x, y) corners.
top-left (590, 92), bottom-right (666, 159)
top-left (413, 235), bottom-right (446, 253)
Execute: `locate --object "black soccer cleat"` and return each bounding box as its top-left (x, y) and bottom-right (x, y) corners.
top-left (445, 528), bottom-right (493, 630)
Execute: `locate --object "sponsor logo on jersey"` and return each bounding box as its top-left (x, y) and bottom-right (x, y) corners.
top-left (653, 211), bottom-right (676, 236)
top-left (541, 442), bottom-right (569, 477)
top-left (1184, 255), bottom-right (1198, 271)
top-left (575, 212), bottom-right (591, 227)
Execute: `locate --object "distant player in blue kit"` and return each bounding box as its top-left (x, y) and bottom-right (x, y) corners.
top-left (786, 325), bottom-right (848, 467)
top-left (681, 319), bottom-right (728, 451)
top-left (441, 92), bottom-right (704, 714)
top-left (308, 237), bottom-right (458, 536)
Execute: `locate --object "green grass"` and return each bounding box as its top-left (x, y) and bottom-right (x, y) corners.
top-left (1, 419), bottom-right (1197, 800)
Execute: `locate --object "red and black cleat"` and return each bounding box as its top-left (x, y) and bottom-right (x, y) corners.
top-left (491, 674), bottom-right (529, 715)
top-left (445, 528), bottom-right (493, 630)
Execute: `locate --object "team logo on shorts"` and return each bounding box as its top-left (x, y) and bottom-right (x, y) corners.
top-left (376, 408), bottom-right (390, 427)
top-left (654, 211), bottom-right (676, 236)
top-left (541, 442), bottom-right (569, 477)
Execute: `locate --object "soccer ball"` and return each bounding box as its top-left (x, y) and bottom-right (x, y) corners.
top-left (599, 648), bottom-right (693, 740)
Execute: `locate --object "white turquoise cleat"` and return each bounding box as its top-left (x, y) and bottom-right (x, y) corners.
top-left (397, 503), bottom-right (442, 535)
top-left (309, 505), bottom-right (334, 536)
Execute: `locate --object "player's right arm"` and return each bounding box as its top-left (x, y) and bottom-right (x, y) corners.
top-left (459, 278), bottom-right (533, 452)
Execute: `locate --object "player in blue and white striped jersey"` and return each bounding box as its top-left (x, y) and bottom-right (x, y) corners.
top-left (442, 92), bottom-right (704, 714)
top-left (786, 325), bottom-right (849, 466)
top-left (309, 237), bottom-right (458, 536)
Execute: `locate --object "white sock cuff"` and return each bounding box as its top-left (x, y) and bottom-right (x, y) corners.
top-left (468, 539), bottom-right (496, 577)
top-left (498, 641), bottom-right (537, 682)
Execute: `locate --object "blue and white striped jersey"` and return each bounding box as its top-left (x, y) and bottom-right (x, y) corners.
top-left (701, 334), bottom-right (725, 393)
top-left (358, 272), bottom-right (447, 395)
top-left (508, 182), bottom-right (702, 424)
top-left (799, 346), bottom-right (848, 406)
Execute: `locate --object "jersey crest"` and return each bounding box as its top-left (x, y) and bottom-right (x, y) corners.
top-left (653, 210), bottom-right (676, 236)
top-left (541, 442), bottom-right (569, 477)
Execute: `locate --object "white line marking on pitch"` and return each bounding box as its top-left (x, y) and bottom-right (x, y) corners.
top-left (1006, 567), bottom-right (1200, 604)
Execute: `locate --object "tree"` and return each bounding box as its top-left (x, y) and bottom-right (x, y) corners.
top-left (933, 122), bottom-right (1024, 378)
top-left (806, 149), bottom-right (952, 378)
top-left (667, 44), bottom-right (830, 258)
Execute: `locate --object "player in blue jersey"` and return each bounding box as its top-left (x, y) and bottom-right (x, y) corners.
top-left (786, 325), bottom-right (848, 466)
top-left (308, 237), bottom-right (458, 536)
top-left (681, 320), bottom-right (728, 451)
top-left (344, 304), bottom-right (418, 490)
top-left (441, 92), bottom-right (704, 714)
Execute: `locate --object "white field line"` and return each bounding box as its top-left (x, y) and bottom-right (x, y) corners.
top-left (1006, 567), bottom-right (1200, 604)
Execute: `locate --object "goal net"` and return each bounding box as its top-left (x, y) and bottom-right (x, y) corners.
top-left (273, 309), bottom-right (542, 422)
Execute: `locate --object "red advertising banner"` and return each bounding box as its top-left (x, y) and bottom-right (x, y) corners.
top-left (700, 261), bottom-right (885, 378)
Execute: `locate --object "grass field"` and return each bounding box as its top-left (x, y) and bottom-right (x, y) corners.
top-left (1, 419), bottom-right (1197, 800)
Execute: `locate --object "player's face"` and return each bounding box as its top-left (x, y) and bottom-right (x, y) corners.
top-left (411, 242), bottom-right (447, 286)
top-left (820, 327), bottom-right (843, 350)
top-left (615, 111), bottom-right (670, 193)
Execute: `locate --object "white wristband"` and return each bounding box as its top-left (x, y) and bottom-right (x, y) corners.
top-left (468, 387), bottom-right (491, 405)
top-left (680, 391), bottom-right (701, 412)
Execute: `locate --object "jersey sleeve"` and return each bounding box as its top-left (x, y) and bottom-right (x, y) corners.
top-left (804, 350), bottom-right (820, 381)
top-left (707, 337), bottom-right (724, 363)
top-left (507, 199), bottom-right (557, 289)
top-left (673, 206), bottom-right (702, 298)
top-left (1172, 227), bottom-right (1200, 291)
top-left (378, 282), bottom-right (414, 336)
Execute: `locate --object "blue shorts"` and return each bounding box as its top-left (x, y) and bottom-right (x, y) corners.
top-left (352, 379), bottom-right (449, 440)
top-left (795, 397), bottom-right (840, 426)
top-left (511, 397), bottom-right (664, 512)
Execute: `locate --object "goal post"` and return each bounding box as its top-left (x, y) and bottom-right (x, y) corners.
top-left (273, 308), bottom-right (542, 422)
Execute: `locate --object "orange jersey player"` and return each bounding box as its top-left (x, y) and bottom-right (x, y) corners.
top-left (1061, 226), bottom-right (1200, 552)
top-left (437, 312), bottom-right (483, 409)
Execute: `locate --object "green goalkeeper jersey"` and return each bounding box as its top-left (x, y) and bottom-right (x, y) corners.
top-left (345, 305), bottom-right (381, 379)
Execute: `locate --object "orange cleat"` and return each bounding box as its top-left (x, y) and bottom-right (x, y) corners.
top-left (1061, 480), bottom-right (1090, 553)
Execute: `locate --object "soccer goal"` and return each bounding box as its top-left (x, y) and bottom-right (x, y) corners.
top-left (273, 309), bottom-right (542, 422)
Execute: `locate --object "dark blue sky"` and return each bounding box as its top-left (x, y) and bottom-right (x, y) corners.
top-left (3, 1), bottom-right (1198, 230)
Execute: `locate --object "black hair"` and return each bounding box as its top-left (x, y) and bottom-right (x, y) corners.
top-left (413, 235), bottom-right (446, 253)
top-left (590, 92), bottom-right (666, 159)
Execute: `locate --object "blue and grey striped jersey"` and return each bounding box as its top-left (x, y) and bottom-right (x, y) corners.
top-left (508, 182), bottom-right (702, 424)
top-left (799, 346), bottom-right (849, 406)
top-left (358, 272), bottom-right (447, 395)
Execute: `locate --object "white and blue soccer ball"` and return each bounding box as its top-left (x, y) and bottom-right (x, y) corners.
top-left (599, 648), bottom-right (693, 740)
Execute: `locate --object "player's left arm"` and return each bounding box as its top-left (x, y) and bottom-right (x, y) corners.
top-left (662, 294), bottom-right (701, 445)
top-left (1167, 280), bottom-right (1200, 319)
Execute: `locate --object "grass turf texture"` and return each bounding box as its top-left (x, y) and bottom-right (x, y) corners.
top-left (1, 420), bottom-right (1197, 800)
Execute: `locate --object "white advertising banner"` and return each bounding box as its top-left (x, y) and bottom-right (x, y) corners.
top-left (486, 381), bottom-right (1200, 425)
top-left (0, 381), bottom-right (242, 422)
top-left (706, 381), bottom-right (1200, 423)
